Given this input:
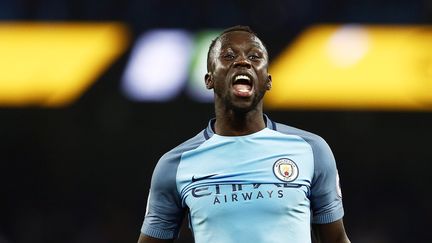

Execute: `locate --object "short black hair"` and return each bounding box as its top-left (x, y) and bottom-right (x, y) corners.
top-left (206, 25), bottom-right (266, 72)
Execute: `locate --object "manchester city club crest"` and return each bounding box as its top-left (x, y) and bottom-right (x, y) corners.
top-left (273, 158), bottom-right (299, 182)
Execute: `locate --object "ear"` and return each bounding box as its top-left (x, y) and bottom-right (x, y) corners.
top-left (205, 72), bottom-right (214, 89)
top-left (266, 74), bottom-right (272, 90)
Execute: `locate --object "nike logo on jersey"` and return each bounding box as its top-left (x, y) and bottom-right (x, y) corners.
top-left (192, 174), bottom-right (217, 182)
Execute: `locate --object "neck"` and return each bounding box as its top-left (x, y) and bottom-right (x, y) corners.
top-left (213, 105), bottom-right (266, 136)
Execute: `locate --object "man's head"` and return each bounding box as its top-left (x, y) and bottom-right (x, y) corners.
top-left (205, 25), bottom-right (272, 113)
top-left (206, 25), bottom-right (269, 72)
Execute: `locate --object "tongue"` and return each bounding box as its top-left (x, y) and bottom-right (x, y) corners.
top-left (233, 84), bottom-right (251, 91)
top-left (233, 84), bottom-right (252, 96)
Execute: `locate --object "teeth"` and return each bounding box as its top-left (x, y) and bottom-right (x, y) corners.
top-left (235, 75), bottom-right (250, 81)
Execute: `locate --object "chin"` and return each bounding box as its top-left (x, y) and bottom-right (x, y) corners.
top-left (232, 106), bottom-right (255, 114)
top-left (216, 91), bottom-right (265, 114)
top-left (227, 99), bottom-right (263, 114)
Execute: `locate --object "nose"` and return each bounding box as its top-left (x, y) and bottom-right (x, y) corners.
top-left (233, 56), bottom-right (251, 69)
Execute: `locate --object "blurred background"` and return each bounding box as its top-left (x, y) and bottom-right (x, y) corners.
top-left (1, 0), bottom-right (431, 242)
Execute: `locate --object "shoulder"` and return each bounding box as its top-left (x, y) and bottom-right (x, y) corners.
top-left (273, 122), bottom-right (330, 150)
top-left (272, 121), bottom-right (335, 168)
top-left (149, 129), bottom-right (208, 192)
top-left (154, 130), bottom-right (208, 171)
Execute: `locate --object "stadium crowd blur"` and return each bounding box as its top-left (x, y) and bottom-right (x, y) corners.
top-left (0, 0), bottom-right (431, 243)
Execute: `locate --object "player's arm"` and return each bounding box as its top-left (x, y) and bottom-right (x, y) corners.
top-left (138, 150), bottom-right (186, 242)
top-left (312, 219), bottom-right (350, 243)
top-left (308, 135), bottom-right (350, 243)
top-left (137, 233), bottom-right (174, 243)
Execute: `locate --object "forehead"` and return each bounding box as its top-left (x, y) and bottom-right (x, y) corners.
top-left (216, 31), bottom-right (266, 52)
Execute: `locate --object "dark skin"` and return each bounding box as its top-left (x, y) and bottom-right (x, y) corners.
top-left (138, 31), bottom-right (350, 243)
top-left (205, 31), bottom-right (271, 136)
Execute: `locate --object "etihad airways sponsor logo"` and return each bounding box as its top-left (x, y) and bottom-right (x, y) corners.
top-left (191, 183), bottom-right (302, 205)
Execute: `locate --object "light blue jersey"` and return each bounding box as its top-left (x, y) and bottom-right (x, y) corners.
top-left (141, 116), bottom-right (344, 243)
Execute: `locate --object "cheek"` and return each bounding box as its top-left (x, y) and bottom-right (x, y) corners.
top-left (214, 58), bottom-right (222, 67)
top-left (256, 61), bottom-right (268, 71)
top-left (213, 64), bottom-right (230, 85)
top-left (212, 74), bottom-right (228, 93)
top-left (255, 66), bottom-right (268, 81)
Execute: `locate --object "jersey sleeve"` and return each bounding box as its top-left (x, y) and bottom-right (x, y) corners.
top-left (141, 152), bottom-right (185, 239)
top-left (309, 136), bottom-right (344, 224)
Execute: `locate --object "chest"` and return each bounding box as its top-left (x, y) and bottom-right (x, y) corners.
top-left (176, 133), bottom-right (315, 218)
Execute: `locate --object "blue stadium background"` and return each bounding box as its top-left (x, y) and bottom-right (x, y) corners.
top-left (0, 0), bottom-right (431, 242)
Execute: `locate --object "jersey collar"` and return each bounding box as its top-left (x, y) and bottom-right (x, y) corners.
top-left (204, 114), bottom-right (276, 140)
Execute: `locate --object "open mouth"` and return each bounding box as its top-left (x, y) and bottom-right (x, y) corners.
top-left (232, 74), bottom-right (253, 97)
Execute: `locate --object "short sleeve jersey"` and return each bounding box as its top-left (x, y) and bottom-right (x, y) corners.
top-left (141, 116), bottom-right (344, 243)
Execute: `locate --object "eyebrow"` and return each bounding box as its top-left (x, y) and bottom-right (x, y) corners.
top-left (220, 43), bottom-right (265, 52)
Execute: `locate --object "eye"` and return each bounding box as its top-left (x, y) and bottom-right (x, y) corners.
top-left (248, 54), bottom-right (260, 60)
top-left (223, 53), bottom-right (235, 60)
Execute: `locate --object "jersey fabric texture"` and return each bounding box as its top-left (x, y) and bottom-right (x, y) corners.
top-left (141, 116), bottom-right (344, 243)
